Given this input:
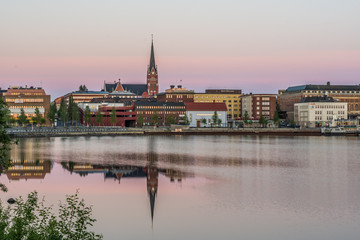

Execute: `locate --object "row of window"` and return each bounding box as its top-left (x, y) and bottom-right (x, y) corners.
top-left (304, 90), bottom-right (360, 94)
top-left (315, 105), bottom-right (345, 109)
top-left (6, 98), bottom-right (44, 103)
top-left (137, 106), bottom-right (185, 110)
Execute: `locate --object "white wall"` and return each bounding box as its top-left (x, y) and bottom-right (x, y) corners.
top-left (186, 110), bottom-right (227, 127)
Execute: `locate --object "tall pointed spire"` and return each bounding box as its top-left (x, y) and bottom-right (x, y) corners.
top-left (149, 34), bottom-right (157, 73)
top-left (147, 35), bottom-right (159, 96)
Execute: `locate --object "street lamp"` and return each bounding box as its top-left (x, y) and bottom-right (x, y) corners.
top-left (163, 104), bottom-right (166, 126)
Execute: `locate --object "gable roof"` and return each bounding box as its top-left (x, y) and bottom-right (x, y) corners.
top-left (122, 84), bottom-right (148, 96)
top-left (185, 102), bottom-right (227, 111)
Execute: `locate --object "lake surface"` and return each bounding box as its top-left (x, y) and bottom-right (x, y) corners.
top-left (1, 135), bottom-right (360, 240)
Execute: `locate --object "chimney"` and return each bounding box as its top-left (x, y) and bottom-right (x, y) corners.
top-left (177, 85), bottom-right (182, 88)
top-left (170, 85), bottom-right (175, 89)
top-left (327, 81), bottom-right (330, 86)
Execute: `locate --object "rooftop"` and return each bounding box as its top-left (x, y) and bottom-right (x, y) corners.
top-left (286, 83), bottom-right (360, 92)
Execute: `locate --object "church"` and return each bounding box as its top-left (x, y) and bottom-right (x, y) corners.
top-left (103, 37), bottom-right (159, 98)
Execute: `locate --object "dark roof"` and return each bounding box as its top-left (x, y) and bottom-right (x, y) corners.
top-left (122, 84), bottom-right (147, 95)
top-left (185, 102), bottom-right (227, 111)
top-left (148, 39), bottom-right (157, 73)
top-left (301, 96), bottom-right (335, 103)
top-left (104, 83), bottom-right (117, 92)
top-left (135, 102), bottom-right (185, 107)
top-left (286, 84), bottom-right (360, 92)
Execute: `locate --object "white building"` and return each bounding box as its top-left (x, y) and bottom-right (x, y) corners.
top-left (185, 102), bottom-right (227, 127)
top-left (294, 101), bottom-right (347, 127)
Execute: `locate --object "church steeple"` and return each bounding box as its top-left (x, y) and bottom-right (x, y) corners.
top-left (147, 35), bottom-right (159, 96)
top-left (149, 36), bottom-right (157, 73)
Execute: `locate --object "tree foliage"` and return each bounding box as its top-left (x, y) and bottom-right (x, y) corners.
top-left (58, 98), bottom-right (68, 127)
top-left (166, 114), bottom-right (176, 125)
top-left (0, 191), bottom-right (103, 240)
top-left (152, 111), bottom-right (159, 126)
top-left (32, 107), bottom-right (42, 126)
top-left (243, 111), bottom-right (249, 125)
top-left (47, 102), bottom-right (57, 126)
top-left (95, 108), bottom-right (103, 126)
top-left (78, 85), bottom-right (88, 92)
top-left (273, 110), bottom-right (280, 127)
top-left (84, 106), bottom-right (92, 126)
top-left (18, 108), bottom-right (28, 126)
top-left (183, 114), bottom-right (190, 125)
top-left (212, 111), bottom-right (219, 126)
top-left (110, 107), bottom-right (117, 126)
top-left (0, 98), bottom-right (15, 192)
top-left (137, 113), bottom-right (144, 127)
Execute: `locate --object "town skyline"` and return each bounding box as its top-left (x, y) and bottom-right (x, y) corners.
top-left (1, 1), bottom-right (359, 99)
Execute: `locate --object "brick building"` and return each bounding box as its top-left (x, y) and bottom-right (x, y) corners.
top-left (63, 91), bottom-right (109, 104)
top-left (78, 102), bottom-right (136, 127)
top-left (157, 85), bottom-right (194, 103)
top-left (242, 94), bottom-right (277, 120)
top-left (278, 83), bottom-right (360, 119)
top-left (3, 86), bottom-right (51, 124)
top-left (135, 102), bottom-right (186, 126)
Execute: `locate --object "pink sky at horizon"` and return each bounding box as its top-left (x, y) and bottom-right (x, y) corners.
top-left (1, 49), bottom-right (359, 99)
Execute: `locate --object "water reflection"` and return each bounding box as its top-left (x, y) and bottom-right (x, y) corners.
top-left (1, 136), bottom-right (360, 240)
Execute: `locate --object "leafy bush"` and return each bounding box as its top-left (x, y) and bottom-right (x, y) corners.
top-left (0, 191), bottom-right (103, 240)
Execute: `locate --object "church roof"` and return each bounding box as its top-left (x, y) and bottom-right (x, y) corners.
top-left (122, 84), bottom-right (148, 95)
top-left (148, 38), bottom-right (157, 72)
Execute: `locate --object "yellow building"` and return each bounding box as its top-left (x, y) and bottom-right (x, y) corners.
top-left (194, 89), bottom-right (242, 119)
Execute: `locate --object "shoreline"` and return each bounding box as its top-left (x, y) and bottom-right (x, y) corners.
top-left (8, 127), bottom-right (326, 138)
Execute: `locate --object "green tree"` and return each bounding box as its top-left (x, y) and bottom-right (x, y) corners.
top-left (137, 112), bottom-right (144, 127)
top-left (72, 103), bottom-right (80, 126)
top-left (47, 102), bottom-right (57, 126)
top-left (152, 111), bottom-right (159, 126)
top-left (201, 118), bottom-right (207, 125)
top-left (259, 115), bottom-right (268, 128)
top-left (84, 106), bottom-right (92, 126)
top-left (33, 107), bottom-right (42, 126)
top-left (18, 108), bottom-right (28, 126)
top-left (166, 114), bottom-right (176, 125)
top-left (183, 114), bottom-right (190, 125)
top-left (58, 98), bottom-right (68, 126)
top-left (0, 98), bottom-right (15, 192)
top-left (79, 84), bottom-right (88, 92)
top-left (0, 191), bottom-right (103, 239)
top-left (212, 111), bottom-right (219, 126)
top-left (243, 110), bottom-right (249, 125)
top-left (110, 107), bottom-right (117, 126)
top-left (217, 118), bottom-right (222, 126)
top-left (95, 108), bottom-right (103, 126)
top-left (273, 110), bottom-right (280, 127)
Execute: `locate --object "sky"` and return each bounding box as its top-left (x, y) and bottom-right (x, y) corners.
top-left (1, 0), bottom-right (359, 99)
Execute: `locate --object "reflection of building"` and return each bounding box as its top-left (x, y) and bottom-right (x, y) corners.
top-left (194, 89), bottom-right (242, 119)
top-left (5, 139), bottom-right (52, 180)
top-left (4, 86), bottom-right (51, 124)
top-left (5, 160), bottom-right (52, 180)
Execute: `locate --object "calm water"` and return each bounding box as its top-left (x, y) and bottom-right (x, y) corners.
top-left (1, 135), bottom-right (360, 240)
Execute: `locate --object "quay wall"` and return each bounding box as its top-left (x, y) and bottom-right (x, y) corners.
top-left (8, 127), bottom-right (322, 138)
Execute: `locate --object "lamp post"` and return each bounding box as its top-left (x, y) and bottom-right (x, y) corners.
top-left (163, 104), bottom-right (166, 126)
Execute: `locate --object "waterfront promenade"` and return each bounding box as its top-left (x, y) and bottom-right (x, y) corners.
top-left (7, 126), bottom-right (322, 138)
